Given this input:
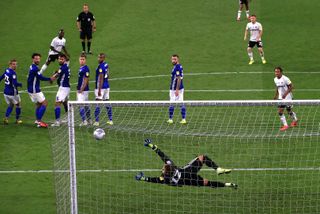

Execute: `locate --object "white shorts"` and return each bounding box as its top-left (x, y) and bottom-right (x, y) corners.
top-left (56, 87), bottom-right (70, 102)
top-left (4, 94), bottom-right (21, 105)
top-left (29, 92), bottom-right (45, 103)
top-left (77, 91), bottom-right (89, 101)
top-left (95, 88), bottom-right (110, 100)
top-left (170, 89), bottom-right (184, 102)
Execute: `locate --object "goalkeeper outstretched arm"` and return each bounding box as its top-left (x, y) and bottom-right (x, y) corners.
top-left (135, 172), bottom-right (166, 184)
top-left (144, 139), bottom-right (177, 167)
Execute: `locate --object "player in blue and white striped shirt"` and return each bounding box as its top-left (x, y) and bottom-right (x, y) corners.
top-left (27, 53), bottom-right (55, 128)
top-left (168, 54), bottom-right (186, 124)
top-left (0, 59), bottom-right (23, 124)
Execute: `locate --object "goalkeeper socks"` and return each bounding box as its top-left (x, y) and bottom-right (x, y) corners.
top-left (15, 107), bottom-right (21, 120)
top-left (207, 181), bottom-right (226, 188)
top-left (106, 106), bottom-right (113, 121)
top-left (181, 105), bottom-right (186, 119)
top-left (87, 42), bottom-right (91, 52)
top-left (85, 106), bottom-right (91, 120)
top-left (204, 156), bottom-right (218, 169)
top-left (55, 106), bottom-right (61, 120)
top-left (38, 105), bottom-right (46, 120)
top-left (79, 107), bottom-right (86, 121)
top-left (5, 106), bottom-right (13, 117)
top-left (169, 105), bottom-right (174, 119)
top-left (82, 42), bottom-right (85, 52)
top-left (95, 106), bottom-right (100, 122)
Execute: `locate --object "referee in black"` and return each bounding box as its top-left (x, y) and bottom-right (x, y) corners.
top-left (76, 3), bottom-right (96, 54)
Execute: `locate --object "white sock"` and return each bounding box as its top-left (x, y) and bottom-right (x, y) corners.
top-left (246, 10), bottom-right (250, 18)
top-left (280, 115), bottom-right (288, 126)
top-left (225, 183), bottom-right (232, 187)
top-left (290, 112), bottom-right (298, 121)
top-left (248, 52), bottom-right (253, 60)
top-left (40, 64), bottom-right (48, 74)
top-left (237, 11), bottom-right (241, 19)
top-left (260, 51), bottom-right (265, 60)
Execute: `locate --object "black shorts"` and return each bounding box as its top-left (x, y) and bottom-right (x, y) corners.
top-left (180, 157), bottom-right (204, 186)
top-left (80, 29), bottom-right (93, 40)
top-left (248, 41), bottom-right (263, 48)
top-left (47, 54), bottom-right (59, 63)
top-left (240, 0), bottom-right (249, 5)
top-left (278, 105), bottom-right (293, 111)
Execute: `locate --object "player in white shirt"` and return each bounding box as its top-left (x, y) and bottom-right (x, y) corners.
top-left (237, 0), bottom-right (250, 21)
top-left (273, 67), bottom-right (298, 131)
top-left (244, 15), bottom-right (267, 65)
top-left (39, 29), bottom-right (70, 74)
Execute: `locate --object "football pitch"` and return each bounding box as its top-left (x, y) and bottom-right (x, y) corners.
top-left (0, 0), bottom-right (320, 213)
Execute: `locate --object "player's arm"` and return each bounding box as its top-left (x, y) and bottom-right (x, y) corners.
top-left (12, 76), bottom-right (22, 88)
top-left (144, 139), bottom-right (176, 166)
top-left (282, 83), bottom-right (293, 99)
top-left (175, 76), bottom-right (181, 97)
top-left (92, 20), bottom-right (96, 32)
top-left (79, 76), bottom-right (89, 93)
top-left (98, 73), bottom-right (104, 96)
top-left (62, 46), bottom-right (70, 59)
top-left (135, 172), bottom-right (165, 184)
top-left (274, 87), bottom-right (279, 100)
top-left (244, 28), bottom-right (248, 41)
top-left (76, 15), bottom-right (82, 31)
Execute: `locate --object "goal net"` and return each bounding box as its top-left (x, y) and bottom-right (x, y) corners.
top-left (49, 100), bottom-right (320, 214)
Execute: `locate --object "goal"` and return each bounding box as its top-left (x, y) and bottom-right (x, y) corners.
top-left (49, 100), bottom-right (320, 214)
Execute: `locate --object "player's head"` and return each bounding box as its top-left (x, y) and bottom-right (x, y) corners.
top-left (32, 53), bottom-right (41, 65)
top-left (98, 53), bottom-right (106, 63)
top-left (274, 66), bottom-right (283, 79)
top-left (162, 164), bottom-right (175, 177)
top-left (79, 54), bottom-right (87, 66)
top-left (58, 29), bottom-right (65, 38)
top-left (83, 3), bottom-right (89, 13)
top-left (9, 59), bottom-right (17, 70)
top-left (58, 54), bottom-right (67, 65)
top-left (171, 54), bottom-right (180, 65)
top-left (250, 14), bottom-right (256, 23)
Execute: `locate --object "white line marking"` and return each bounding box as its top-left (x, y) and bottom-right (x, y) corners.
top-left (0, 168), bottom-right (318, 174)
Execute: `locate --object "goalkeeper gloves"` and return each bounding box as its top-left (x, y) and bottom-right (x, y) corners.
top-left (144, 139), bottom-right (158, 151)
top-left (135, 172), bottom-right (146, 181)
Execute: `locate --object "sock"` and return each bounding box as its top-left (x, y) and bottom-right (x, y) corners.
top-left (82, 42), bottom-right (85, 52)
top-left (95, 106), bottom-right (100, 122)
top-left (5, 106), bottom-right (13, 118)
top-left (248, 52), bottom-right (253, 60)
top-left (40, 64), bottom-right (48, 74)
top-left (169, 105), bottom-right (174, 119)
top-left (180, 105), bottom-right (186, 119)
top-left (38, 105), bottom-right (46, 120)
top-left (55, 106), bottom-right (61, 120)
top-left (237, 10), bottom-right (241, 19)
top-left (246, 10), bottom-right (250, 18)
top-left (36, 107), bottom-right (40, 120)
top-left (106, 106), bottom-right (113, 121)
top-left (279, 114), bottom-right (288, 126)
top-left (208, 181), bottom-right (226, 188)
top-left (63, 101), bottom-right (68, 113)
top-left (85, 106), bottom-right (91, 120)
top-left (224, 183), bottom-right (233, 187)
top-left (204, 156), bottom-right (219, 169)
top-left (289, 112), bottom-right (298, 121)
top-left (260, 51), bottom-right (265, 60)
top-left (87, 42), bottom-right (91, 52)
top-left (15, 107), bottom-right (21, 120)
top-left (79, 107), bottom-right (86, 121)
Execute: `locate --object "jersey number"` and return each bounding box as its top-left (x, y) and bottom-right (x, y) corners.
top-left (4, 74), bottom-right (10, 85)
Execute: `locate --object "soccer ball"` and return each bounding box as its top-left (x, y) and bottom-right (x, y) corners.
top-left (93, 128), bottom-right (106, 140)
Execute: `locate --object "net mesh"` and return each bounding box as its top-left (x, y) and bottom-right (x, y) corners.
top-left (50, 100), bottom-right (320, 214)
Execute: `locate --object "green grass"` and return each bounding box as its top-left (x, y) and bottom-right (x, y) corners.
top-left (0, 0), bottom-right (320, 213)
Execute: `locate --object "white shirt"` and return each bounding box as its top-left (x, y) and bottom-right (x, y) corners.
top-left (48, 37), bottom-right (66, 55)
top-left (246, 22), bottom-right (263, 42)
top-left (274, 75), bottom-right (293, 100)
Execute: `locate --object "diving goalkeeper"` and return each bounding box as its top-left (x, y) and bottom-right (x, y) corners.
top-left (135, 139), bottom-right (238, 189)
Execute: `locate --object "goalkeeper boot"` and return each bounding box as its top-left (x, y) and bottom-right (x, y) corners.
top-left (290, 121), bottom-right (298, 127)
top-left (216, 167), bottom-right (232, 175)
top-left (280, 125), bottom-right (289, 131)
top-left (167, 119), bottom-right (173, 124)
top-left (3, 118), bottom-right (9, 125)
top-left (180, 119), bottom-right (187, 124)
top-left (225, 183), bottom-right (238, 189)
top-left (16, 119), bottom-right (23, 124)
top-left (248, 60), bottom-right (254, 65)
top-left (144, 139), bottom-right (158, 151)
top-left (135, 172), bottom-right (145, 181)
top-left (107, 120), bottom-right (114, 125)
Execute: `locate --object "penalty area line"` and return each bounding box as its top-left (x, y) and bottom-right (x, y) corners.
top-left (0, 167), bottom-right (319, 174)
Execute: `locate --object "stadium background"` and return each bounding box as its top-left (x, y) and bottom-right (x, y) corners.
top-left (0, 0), bottom-right (320, 213)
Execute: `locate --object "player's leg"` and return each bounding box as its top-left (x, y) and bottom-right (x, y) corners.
top-left (77, 92), bottom-right (87, 125)
top-left (278, 106), bottom-right (289, 131)
top-left (167, 90), bottom-right (175, 124)
top-left (201, 155), bottom-right (232, 175)
top-left (247, 42), bottom-right (254, 64)
top-left (286, 105), bottom-right (298, 127)
top-left (93, 89), bottom-right (102, 126)
top-left (39, 55), bottom-right (54, 74)
top-left (86, 31), bottom-right (93, 54)
top-left (245, 0), bottom-right (250, 19)
top-left (104, 89), bottom-right (113, 125)
top-left (203, 178), bottom-right (238, 189)
top-left (237, 1), bottom-right (243, 21)
top-left (4, 96), bottom-right (14, 124)
top-left (178, 89), bottom-right (187, 124)
top-left (80, 31), bottom-right (86, 53)
top-left (258, 44), bottom-right (266, 64)
top-left (15, 97), bottom-right (22, 124)
top-left (52, 102), bottom-right (62, 126)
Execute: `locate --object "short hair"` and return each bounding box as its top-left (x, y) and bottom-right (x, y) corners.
top-left (9, 59), bottom-right (17, 65)
top-left (274, 66), bottom-right (283, 73)
top-left (59, 54), bottom-right (67, 59)
top-left (32, 53), bottom-right (41, 59)
top-left (251, 14), bottom-right (257, 18)
top-left (58, 29), bottom-right (64, 34)
top-left (172, 54), bottom-right (179, 58)
top-left (98, 53), bottom-right (106, 58)
top-left (83, 3), bottom-right (88, 7)
top-left (80, 53), bottom-right (87, 58)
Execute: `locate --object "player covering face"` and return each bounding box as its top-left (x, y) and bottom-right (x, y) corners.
top-left (135, 139), bottom-right (238, 189)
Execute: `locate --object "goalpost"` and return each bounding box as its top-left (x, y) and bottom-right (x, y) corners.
top-left (50, 100), bottom-right (320, 214)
